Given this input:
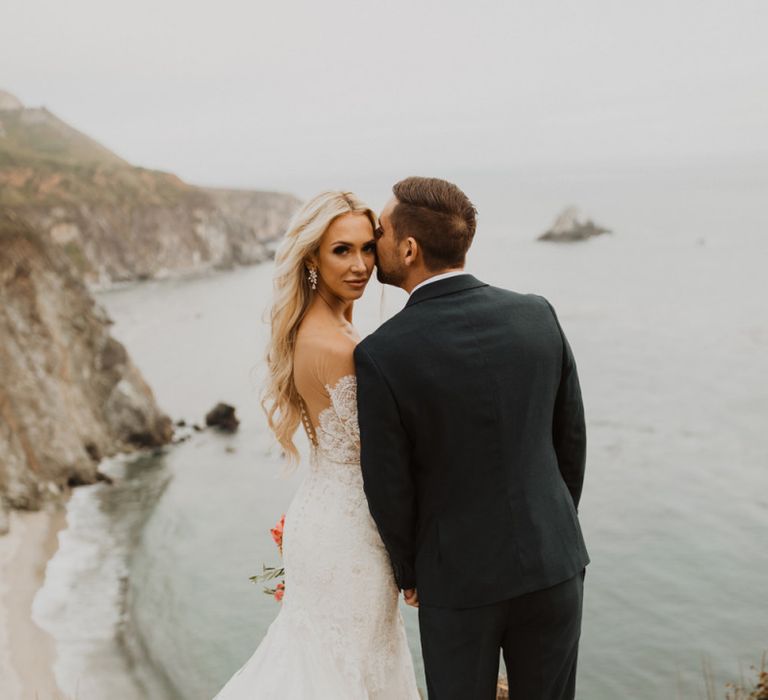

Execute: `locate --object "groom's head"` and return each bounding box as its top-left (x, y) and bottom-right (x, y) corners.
top-left (375, 177), bottom-right (477, 289)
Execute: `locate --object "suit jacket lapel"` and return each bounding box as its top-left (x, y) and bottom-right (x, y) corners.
top-left (405, 274), bottom-right (488, 308)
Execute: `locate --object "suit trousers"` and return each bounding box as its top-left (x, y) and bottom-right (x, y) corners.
top-left (418, 572), bottom-right (584, 700)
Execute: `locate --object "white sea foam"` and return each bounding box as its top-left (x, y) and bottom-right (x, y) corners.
top-left (32, 453), bottom-right (173, 700)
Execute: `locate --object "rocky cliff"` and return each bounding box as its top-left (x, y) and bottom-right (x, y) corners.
top-left (0, 211), bottom-right (173, 521)
top-left (0, 92), bottom-right (300, 288)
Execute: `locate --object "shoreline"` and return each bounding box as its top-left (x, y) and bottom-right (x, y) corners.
top-left (0, 499), bottom-right (70, 700)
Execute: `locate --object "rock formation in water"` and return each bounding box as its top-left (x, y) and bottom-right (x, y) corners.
top-left (0, 90), bottom-right (300, 289)
top-left (205, 402), bottom-right (240, 433)
top-left (0, 211), bottom-right (174, 518)
top-left (538, 206), bottom-right (611, 242)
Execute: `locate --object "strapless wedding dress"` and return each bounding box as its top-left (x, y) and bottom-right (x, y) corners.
top-left (212, 375), bottom-right (420, 699)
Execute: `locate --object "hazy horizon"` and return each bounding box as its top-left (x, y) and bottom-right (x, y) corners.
top-left (3, 0), bottom-right (767, 194)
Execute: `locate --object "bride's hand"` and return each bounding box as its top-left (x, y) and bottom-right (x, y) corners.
top-left (403, 588), bottom-right (419, 607)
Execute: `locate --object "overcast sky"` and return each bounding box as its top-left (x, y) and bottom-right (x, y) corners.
top-left (2, 0), bottom-right (767, 192)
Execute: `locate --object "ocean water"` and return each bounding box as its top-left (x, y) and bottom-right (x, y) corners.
top-left (33, 159), bottom-right (768, 699)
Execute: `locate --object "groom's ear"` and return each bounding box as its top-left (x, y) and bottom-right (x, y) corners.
top-left (403, 237), bottom-right (419, 266)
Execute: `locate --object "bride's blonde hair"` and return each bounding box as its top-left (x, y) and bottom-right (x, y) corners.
top-left (262, 191), bottom-right (377, 465)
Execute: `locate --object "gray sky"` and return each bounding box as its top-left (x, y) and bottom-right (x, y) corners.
top-left (2, 0), bottom-right (767, 192)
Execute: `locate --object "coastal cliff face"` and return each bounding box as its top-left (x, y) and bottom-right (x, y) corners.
top-left (0, 93), bottom-right (300, 288)
top-left (0, 212), bottom-right (173, 516)
top-left (6, 184), bottom-right (299, 288)
top-left (0, 91), bottom-right (298, 521)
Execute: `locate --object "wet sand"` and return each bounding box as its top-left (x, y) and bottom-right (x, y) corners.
top-left (0, 503), bottom-right (70, 700)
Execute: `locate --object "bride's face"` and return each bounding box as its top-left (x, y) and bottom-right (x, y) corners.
top-left (313, 212), bottom-right (376, 301)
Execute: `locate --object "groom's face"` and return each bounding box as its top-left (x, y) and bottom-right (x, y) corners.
top-left (375, 197), bottom-right (407, 286)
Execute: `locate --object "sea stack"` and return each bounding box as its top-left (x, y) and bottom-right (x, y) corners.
top-left (538, 206), bottom-right (611, 242)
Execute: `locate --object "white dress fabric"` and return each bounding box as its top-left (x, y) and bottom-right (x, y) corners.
top-left (213, 375), bottom-right (420, 699)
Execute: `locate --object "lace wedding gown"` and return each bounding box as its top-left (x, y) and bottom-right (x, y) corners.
top-left (213, 375), bottom-right (420, 699)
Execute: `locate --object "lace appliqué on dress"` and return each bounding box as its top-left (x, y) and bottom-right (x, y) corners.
top-left (295, 374), bottom-right (415, 697)
top-left (315, 374), bottom-right (360, 465)
top-left (213, 372), bottom-right (419, 699)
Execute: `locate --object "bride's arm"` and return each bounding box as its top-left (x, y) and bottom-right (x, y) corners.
top-left (354, 342), bottom-right (416, 592)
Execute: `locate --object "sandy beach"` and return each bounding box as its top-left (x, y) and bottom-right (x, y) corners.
top-left (0, 502), bottom-right (70, 700)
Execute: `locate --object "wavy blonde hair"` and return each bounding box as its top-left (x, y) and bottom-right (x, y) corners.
top-left (261, 191), bottom-right (376, 465)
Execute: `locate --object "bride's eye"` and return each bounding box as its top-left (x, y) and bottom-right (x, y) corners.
top-left (363, 243), bottom-right (376, 253)
top-left (332, 245), bottom-right (348, 255)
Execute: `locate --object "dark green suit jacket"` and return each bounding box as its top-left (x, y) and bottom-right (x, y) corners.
top-left (354, 274), bottom-right (589, 608)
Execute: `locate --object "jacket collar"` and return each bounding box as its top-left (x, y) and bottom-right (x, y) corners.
top-left (404, 273), bottom-right (488, 308)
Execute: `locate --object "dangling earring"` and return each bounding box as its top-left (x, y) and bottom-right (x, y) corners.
top-left (307, 266), bottom-right (318, 290)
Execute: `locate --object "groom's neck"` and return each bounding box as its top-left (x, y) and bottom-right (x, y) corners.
top-left (401, 266), bottom-right (465, 295)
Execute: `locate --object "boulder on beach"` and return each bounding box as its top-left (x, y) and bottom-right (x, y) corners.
top-left (538, 206), bottom-right (611, 242)
top-left (205, 403), bottom-right (240, 433)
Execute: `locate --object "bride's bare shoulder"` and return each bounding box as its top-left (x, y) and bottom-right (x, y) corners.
top-left (294, 325), bottom-right (357, 384)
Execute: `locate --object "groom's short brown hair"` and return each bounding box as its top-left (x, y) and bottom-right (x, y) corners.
top-left (391, 177), bottom-right (477, 270)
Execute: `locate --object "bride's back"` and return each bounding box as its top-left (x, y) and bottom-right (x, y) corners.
top-left (293, 311), bottom-right (359, 434)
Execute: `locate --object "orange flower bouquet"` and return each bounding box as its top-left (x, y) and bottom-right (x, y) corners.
top-left (250, 514), bottom-right (286, 602)
top-left (270, 514), bottom-right (285, 555)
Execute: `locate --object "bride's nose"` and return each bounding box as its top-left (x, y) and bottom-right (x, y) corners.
top-left (350, 254), bottom-right (366, 272)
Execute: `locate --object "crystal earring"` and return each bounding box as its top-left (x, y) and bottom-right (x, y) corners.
top-left (307, 266), bottom-right (318, 290)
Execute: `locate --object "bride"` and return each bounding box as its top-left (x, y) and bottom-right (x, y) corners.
top-left (212, 192), bottom-right (421, 698)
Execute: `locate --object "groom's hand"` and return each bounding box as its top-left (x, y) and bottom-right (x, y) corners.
top-left (403, 588), bottom-right (419, 607)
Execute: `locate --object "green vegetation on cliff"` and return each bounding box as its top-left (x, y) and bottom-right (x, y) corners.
top-left (0, 90), bottom-right (299, 287)
top-left (0, 104), bottom-right (197, 208)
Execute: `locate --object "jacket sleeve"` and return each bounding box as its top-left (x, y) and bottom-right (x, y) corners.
top-left (353, 342), bottom-right (417, 590)
top-left (542, 298), bottom-right (587, 510)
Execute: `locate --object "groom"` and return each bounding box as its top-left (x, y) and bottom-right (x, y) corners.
top-left (354, 177), bottom-right (589, 700)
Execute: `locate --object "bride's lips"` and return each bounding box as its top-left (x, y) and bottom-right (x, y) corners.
top-left (345, 279), bottom-right (368, 289)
